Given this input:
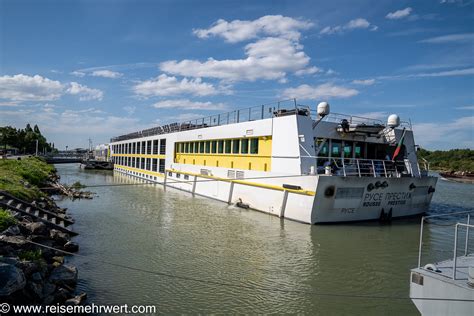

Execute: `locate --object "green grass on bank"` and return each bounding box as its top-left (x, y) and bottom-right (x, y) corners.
top-left (0, 208), bottom-right (17, 231)
top-left (0, 157), bottom-right (55, 200)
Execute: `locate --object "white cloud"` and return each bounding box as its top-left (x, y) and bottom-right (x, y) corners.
top-left (377, 67), bottom-right (474, 80)
top-left (66, 82), bottom-right (104, 101)
top-left (352, 79), bottom-right (375, 85)
top-left (155, 113), bottom-right (205, 125)
top-left (413, 67), bottom-right (474, 77)
top-left (133, 74), bottom-right (219, 97)
top-left (123, 105), bottom-right (136, 115)
top-left (0, 74), bottom-right (64, 101)
top-left (386, 7), bottom-right (412, 20)
top-left (413, 116), bottom-right (474, 149)
top-left (161, 37), bottom-right (314, 82)
top-left (193, 15), bottom-right (313, 43)
top-left (320, 18), bottom-right (377, 35)
top-left (0, 105), bottom-right (140, 148)
top-left (282, 83), bottom-right (359, 99)
top-left (419, 33), bottom-right (474, 44)
top-left (70, 71), bottom-right (86, 77)
top-left (91, 70), bottom-right (123, 79)
top-left (456, 105), bottom-right (474, 110)
top-left (152, 99), bottom-right (227, 110)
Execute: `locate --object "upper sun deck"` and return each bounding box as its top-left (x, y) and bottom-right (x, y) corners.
top-left (110, 99), bottom-right (411, 143)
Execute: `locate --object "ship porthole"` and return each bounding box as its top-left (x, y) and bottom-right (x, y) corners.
top-left (324, 186), bottom-right (335, 197)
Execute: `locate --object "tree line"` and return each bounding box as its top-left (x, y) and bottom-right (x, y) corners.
top-left (418, 148), bottom-right (474, 172)
top-left (1, 124), bottom-right (56, 154)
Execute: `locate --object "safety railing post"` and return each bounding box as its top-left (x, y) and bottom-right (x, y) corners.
top-left (372, 160), bottom-right (376, 177)
top-left (237, 110), bottom-right (240, 123)
top-left (383, 161), bottom-right (387, 177)
top-left (249, 107), bottom-right (251, 121)
top-left (342, 159), bottom-right (346, 177)
top-left (453, 224), bottom-right (459, 280)
top-left (261, 105), bottom-right (264, 119)
top-left (465, 214), bottom-right (471, 256)
top-left (356, 159), bottom-right (361, 177)
top-left (418, 217), bottom-right (424, 268)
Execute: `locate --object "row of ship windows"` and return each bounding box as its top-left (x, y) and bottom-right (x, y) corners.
top-left (176, 138), bottom-right (259, 155)
top-left (113, 156), bottom-right (166, 173)
top-left (112, 139), bottom-right (166, 155)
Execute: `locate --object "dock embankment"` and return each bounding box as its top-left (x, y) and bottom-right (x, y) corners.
top-left (0, 157), bottom-right (87, 305)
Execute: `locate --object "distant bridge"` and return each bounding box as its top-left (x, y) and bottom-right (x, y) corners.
top-left (44, 157), bottom-right (83, 164)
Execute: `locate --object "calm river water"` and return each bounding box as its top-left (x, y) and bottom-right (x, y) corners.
top-left (55, 164), bottom-right (473, 315)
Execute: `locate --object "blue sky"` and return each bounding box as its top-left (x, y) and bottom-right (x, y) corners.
top-left (0, 0), bottom-right (473, 150)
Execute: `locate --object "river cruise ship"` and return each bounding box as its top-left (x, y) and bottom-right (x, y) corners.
top-left (109, 100), bottom-right (437, 224)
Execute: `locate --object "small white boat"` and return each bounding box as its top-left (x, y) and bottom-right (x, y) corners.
top-left (410, 211), bottom-right (474, 315)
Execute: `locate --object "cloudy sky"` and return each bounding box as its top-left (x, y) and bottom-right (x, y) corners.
top-left (1, 0), bottom-right (473, 149)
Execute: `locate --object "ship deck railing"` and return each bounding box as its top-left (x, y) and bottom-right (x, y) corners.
top-left (111, 99), bottom-right (305, 142)
top-left (309, 156), bottom-right (418, 178)
top-left (110, 99), bottom-right (407, 143)
top-left (417, 210), bottom-right (474, 279)
top-left (310, 110), bottom-right (412, 130)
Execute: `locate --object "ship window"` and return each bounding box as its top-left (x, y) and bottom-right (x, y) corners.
top-left (159, 159), bottom-right (165, 173)
top-left (232, 139), bottom-right (240, 154)
top-left (355, 144), bottom-right (362, 158)
top-left (218, 140), bottom-right (224, 153)
top-left (199, 141), bottom-right (205, 153)
top-left (184, 142), bottom-right (189, 153)
top-left (332, 141), bottom-right (341, 157)
top-left (132, 142), bottom-right (135, 154)
top-left (205, 141), bottom-right (211, 153)
top-left (225, 140), bottom-right (232, 153)
top-left (153, 140), bottom-right (159, 154)
top-left (146, 158), bottom-right (151, 170)
top-left (241, 139), bottom-right (249, 154)
top-left (141, 142), bottom-right (146, 154)
top-left (343, 141), bottom-right (353, 158)
top-left (152, 159), bottom-right (157, 172)
top-left (176, 173), bottom-right (181, 179)
top-left (141, 158), bottom-right (145, 169)
top-left (168, 171), bottom-right (172, 177)
top-left (129, 143), bottom-right (132, 154)
top-left (184, 174), bottom-right (189, 180)
top-left (191, 143), bottom-right (196, 153)
top-left (146, 140), bottom-right (151, 155)
top-left (160, 139), bottom-right (166, 154)
top-left (211, 140), bottom-right (217, 153)
top-left (250, 138), bottom-right (259, 154)
top-left (316, 138), bottom-right (328, 157)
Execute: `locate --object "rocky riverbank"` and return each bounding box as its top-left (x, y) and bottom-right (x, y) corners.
top-left (0, 157), bottom-right (87, 306)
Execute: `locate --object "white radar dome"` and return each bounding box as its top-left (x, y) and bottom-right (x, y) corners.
top-left (317, 102), bottom-right (330, 117)
top-left (387, 114), bottom-right (400, 128)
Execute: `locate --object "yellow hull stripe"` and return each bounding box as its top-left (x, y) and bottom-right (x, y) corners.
top-left (166, 169), bottom-right (315, 196)
top-left (115, 164), bottom-right (164, 177)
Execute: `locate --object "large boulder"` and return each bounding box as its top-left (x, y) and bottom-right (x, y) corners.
top-left (63, 241), bottom-right (79, 253)
top-left (0, 262), bottom-right (26, 296)
top-left (1, 225), bottom-right (20, 236)
top-left (49, 229), bottom-right (70, 245)
top-left (26, 222), bottom-right (48, 235)
top-left (49, 265), bottom-right (78, 286)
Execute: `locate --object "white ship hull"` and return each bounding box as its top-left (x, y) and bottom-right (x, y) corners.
top-left (114, 166), bottom-right (437, 224)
